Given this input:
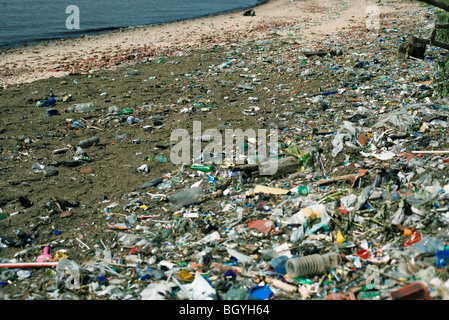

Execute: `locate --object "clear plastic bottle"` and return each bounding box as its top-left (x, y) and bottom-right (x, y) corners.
top-left (408, 236), bottom-right (446, 256)
top-left (222, 283), bottom-right (250, 300)
top-left (66, 102), bottom-right (95, 113)
top-left (168, 187), bottom-right (204, 209)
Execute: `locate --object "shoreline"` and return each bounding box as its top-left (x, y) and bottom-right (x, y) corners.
top-left (0, 0), bottom-right (270, 52)
top-left (0, 0), bottom-right (423, 87)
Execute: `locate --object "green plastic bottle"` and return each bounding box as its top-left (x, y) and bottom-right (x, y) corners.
top-left (190, 165), bottom-right (215, 172)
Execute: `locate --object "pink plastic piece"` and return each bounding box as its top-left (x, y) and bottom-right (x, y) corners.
top-left (36, 246), bottom-right (53, 262)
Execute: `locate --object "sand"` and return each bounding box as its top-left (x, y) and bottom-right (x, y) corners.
top-left (0, 0), bottom-right (414, 88)
top-left (0, 0), bottom-right (440, 301)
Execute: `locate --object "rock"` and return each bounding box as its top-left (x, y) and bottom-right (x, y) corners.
top-left (80, 168), bottom-right (93, 174)
top-left (243, 9), bottom-right (255, 16)
top-left (397, 36), bottom-right (426, 60)
top-left (60, 211), bottom-right (72, 218)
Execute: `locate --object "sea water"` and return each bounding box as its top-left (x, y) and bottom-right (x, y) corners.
top-left (0, 0), bottom-right (265, 50)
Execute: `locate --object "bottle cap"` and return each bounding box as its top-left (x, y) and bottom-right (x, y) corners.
top-left (249, 285), bottom-right (273, 300)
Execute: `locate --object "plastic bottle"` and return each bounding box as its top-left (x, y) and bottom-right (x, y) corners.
top-left (222, 283), bottom-right (250, 300)
top-left (190, 165), bottom-right (215, 172)
top-left (37, 97), bottom-right (56, 107)
top-left (108, 106), bottom-right (121, 114)
top-left (72, 121), bottom-right (86, 128)
top-left (78, 137), bottom-right (100, 148)
top-left (36, 246), bottom-right (53, 262)
top-left (125, 70), bottom-right (139, 76)
top-left (0, 212), bottom-right (9, 221)
top-left (408, 235), bottom-right (445, 254)
top-left (218, 58), bottom-right (236, 69)
top-left (139, 177), bottom-right (163, 189)
top-left (155, 154), bottom-right (168, 163)
top-left (168, 187), bottom-right (204, 209)
top-left (286, 252), bottom-right (342, 278)
top-left (66, 102), bottom-right (95, 113)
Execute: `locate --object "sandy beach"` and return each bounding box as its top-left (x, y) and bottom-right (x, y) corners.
top-left (0, 0), bottom-right (416, 87)
top-left (1, 0), bottom-right (446, 302)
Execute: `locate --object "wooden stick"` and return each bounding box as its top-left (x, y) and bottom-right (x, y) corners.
top-left (265, 277), bottom-right (298, 293)
top-left (411, 150), bottom-right (449, 154)
top-left (0, 262), bottom-right (59, 268)
top-left (316, 172), bottom-right (366, 187)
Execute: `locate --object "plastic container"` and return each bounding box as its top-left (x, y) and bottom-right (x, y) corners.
top-left (36, 246), bottom-right (53, 262)
top-left (249, 285), bottom-right (273, 300)
top-left (66, 102), bottom-right (95, 113)
top-left (286, 252), bottom-right (342, 278)
top-left (436, 250), bottom-right (449, 268)
top-left (390, 282), bottom-right (431, 300)
top-left (168, 187), bottom-right (204, 209)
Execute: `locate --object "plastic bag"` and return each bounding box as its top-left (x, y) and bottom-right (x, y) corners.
top-left (331, 121), bottom-right (357, 157)
top-left (287, 204), bottom-right (330, 235)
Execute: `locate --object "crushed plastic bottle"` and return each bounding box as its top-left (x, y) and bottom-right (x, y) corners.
top-left (168, 187), bottom-right (204, 209)
top-left (66, 102), bottom-right (95, 113)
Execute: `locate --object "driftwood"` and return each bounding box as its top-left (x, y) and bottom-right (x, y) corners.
top-left (256, 156), bottom-right (300, 178)
top-left (315, 171), bottom-right (367, 188)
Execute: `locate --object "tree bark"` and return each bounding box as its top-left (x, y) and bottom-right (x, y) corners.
top-left (413, 2), bottom-right (449, 51)
top-left (416, 0), bottom-right (449, 12)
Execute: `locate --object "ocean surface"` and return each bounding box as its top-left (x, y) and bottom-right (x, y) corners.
top-left (0, 0), bottom-right (265, 50)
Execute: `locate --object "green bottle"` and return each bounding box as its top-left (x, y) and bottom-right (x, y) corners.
top-left (190, 165), bottom-right (215, 172)
top-left (118, 108), bottom-right (133, 115)
top-left (0, 212), bottom-right (10, 221)
top-left (155, 154), bottom-right (168, 163)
